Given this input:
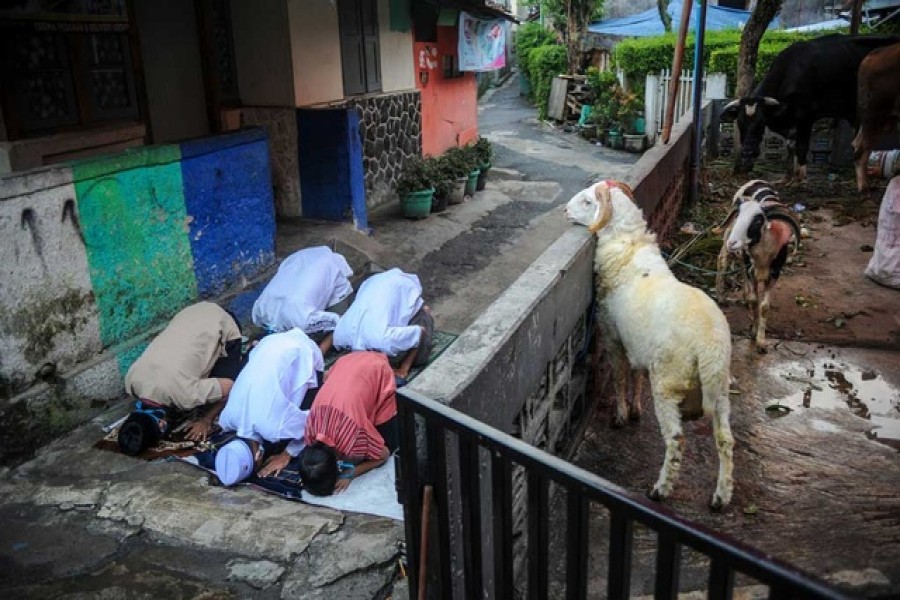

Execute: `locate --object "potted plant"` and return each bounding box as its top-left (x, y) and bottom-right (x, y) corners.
top-left (425, 156), bottom-right (453, 213)
top-left (616, 89), bottom-right (646, 153)
top-left (396, 158), bottom-right (434, 219)
top-left (473, 136), bottom-right (494, 191)
top-left (442, 147), bottom-right (476, 204)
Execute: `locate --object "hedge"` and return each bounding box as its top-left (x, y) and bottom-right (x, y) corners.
top-left (613, 29), bottom-right (817, 81)
top-left (528, 44), bottom-right (568, 119)
top-left (708, 41), bottom-right (795, 95)
top-left (515, 22), bottom-right (557, 83)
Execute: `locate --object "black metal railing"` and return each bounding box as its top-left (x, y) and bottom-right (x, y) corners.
top-left (397, 387), bottom-right (846, 600)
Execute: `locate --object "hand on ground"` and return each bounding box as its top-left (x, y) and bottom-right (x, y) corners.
top-left (334, 477), bottom-right (352, 494)
top-left (258, 451), bottom-right (291, 478)
top-left (184, 419), bottom-right (212, 442)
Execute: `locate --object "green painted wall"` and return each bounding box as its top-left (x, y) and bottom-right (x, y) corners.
top-left (73, 146), bottom-right (198, 348)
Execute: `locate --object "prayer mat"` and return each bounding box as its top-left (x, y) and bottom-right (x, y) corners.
top-left (174, 431), bottom-right (404, 520)
top-left (322, 329), bottom-right (458, 380)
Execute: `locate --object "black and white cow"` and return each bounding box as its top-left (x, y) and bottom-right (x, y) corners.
top-left (720, 34), bottom-right (899, 181)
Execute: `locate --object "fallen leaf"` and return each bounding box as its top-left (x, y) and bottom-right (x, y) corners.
top-left (834, 318), bottom-right (845, 328)
top-left (743, 503), bottom-right (759, 515)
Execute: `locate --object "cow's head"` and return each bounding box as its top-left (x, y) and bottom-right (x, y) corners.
top-left (720, 97), bottom-right (785, 173)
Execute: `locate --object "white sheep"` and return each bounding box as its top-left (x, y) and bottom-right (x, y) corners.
top-left (713, 180), bottom-right (801, 352)
top-left (565, 180), bottom-right (735, 509)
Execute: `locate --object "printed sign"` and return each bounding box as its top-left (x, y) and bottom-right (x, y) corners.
top-left (458, 12), bottom-right (506, 72)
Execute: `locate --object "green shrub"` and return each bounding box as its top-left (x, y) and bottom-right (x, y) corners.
top-left (613, 29), bottom-right (817, 82)
top-left (527, 44), bottom-right (568, 119)
top-left (515, 22), bottom-right (557, 80)
top-left (442, 146), bottom-right (479, 178)
top-left (708, 40), bottom-right (794, 95)
top-left (424, 156), bottom-right (455, 198)
top-left (473, 136), bottom-right (494, 167)
top-left (586, 67), bottom-right (621, 129)
top-left (396, 158), bottom-right (433, 198)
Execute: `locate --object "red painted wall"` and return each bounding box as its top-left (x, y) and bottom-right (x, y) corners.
top-left (414, 26), bottom-right (478, 157)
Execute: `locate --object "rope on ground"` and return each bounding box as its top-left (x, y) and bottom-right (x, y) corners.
top-left (663, 252), bottom-right (741, 276)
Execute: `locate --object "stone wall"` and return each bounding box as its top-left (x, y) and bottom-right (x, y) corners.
top-left (241, 107), bottom-right (302, 217)
top-left (344, 90), bottom-right (422, 209)
top-left (0, 128), bottom-right (276, 464)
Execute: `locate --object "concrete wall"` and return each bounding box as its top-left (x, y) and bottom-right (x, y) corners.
top-left (414, 27), bottom-right (479, 156)
top-left (0, 128), bottom-right (276, 456)
top-left (230, 0), bottom-right (295, 106)
top-left (378, 0), bottom-right (416, 92)
top-left (288, 0), bottom-right (344, 106)
top-left (133, 0), bottom-right (210, 144)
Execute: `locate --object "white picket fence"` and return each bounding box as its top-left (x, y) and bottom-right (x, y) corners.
top-left (644, 70), bottom-right (727, 144)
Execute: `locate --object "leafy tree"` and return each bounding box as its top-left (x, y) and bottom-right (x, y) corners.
top-left (657, 0), bottom-right (672, 33)
top-left (538, 0), bottom-right (605, 74)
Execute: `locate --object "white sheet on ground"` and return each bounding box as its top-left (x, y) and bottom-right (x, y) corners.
top-left (301, 455), bottom-right (403, 521)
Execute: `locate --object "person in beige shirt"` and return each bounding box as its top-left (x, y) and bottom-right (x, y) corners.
top-left (125, 302), bottom-right (242, 442)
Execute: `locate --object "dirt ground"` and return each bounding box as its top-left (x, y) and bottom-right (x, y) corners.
top-left (668, 161), bottom-right (899, 348)
top-left (546, 163), bottom-right (900, 598)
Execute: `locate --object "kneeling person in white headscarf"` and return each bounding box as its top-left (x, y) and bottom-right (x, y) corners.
top-left (332, 268), bottom-right (434, 385)
top-left (215, 329), bottom-right (324, 485)
top-left (251, 246), bottom-right (353, 354)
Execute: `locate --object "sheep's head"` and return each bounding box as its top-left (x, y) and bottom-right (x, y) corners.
top-left (713, 180), bottom-right (782, 252)
top-left (564, 180), bottom-right (634, 233)
top-left (725, 200), bottom-right (767, 252)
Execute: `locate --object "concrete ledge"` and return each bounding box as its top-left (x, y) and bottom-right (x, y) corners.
top-left (409, 228), bottom-right (594, 431)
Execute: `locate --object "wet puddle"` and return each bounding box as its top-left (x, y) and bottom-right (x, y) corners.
top-left (768, 359), bottom-right (900, 451)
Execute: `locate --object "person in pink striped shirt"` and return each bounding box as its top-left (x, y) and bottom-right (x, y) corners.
top-left (299, 351), bottom-right (398, 495)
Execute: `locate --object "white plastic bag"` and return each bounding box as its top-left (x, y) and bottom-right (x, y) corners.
top-left (865, 175), bottom-right (900, 289)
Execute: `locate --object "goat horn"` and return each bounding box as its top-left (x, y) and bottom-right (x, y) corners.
top-left (765, 211), bottom-right (803, 250)
top-left (711, 209), bottom-right (739, 235)
top-left (588, 183), bottom-right (613, 234)
top-left (608, 180), bottom-right (635, 201)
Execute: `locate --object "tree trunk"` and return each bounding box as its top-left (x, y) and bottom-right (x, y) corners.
top-left (850, 0), bottom-right (864, 34)
top-left (735, 0), bottom-right (783, 97)
top-left (658, 0), bottom-right (672, 32)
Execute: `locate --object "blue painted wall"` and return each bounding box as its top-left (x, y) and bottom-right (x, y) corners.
top-left (181, 128), bottom-right (277, 297)
top-left (298, 109), bottom-right (367, 224)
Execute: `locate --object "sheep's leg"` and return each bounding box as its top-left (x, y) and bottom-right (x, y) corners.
top-left (710, 396), bottom-right (735, 510)
top-left (648, 394), bottom-right (685, 502)
top-left (630, 369), bottom-right (645, 421)
top-left (608, 343), bottom-right (630, 428)
top-left (747, 277), bottom-right (760, 339)
top-left (755, 283), bottom-right (771, 353)
top-left (715, 243), bottom-right (730, 303)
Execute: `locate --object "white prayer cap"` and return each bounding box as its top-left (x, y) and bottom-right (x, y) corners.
top-left (215, 439), bottom-right (254, 486)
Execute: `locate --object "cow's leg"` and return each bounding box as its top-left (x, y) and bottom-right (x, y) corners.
top-left (648, 388), bottom-right (685, 502)
top-left (794, 121), bottom-right (813, 182)
top-left (853, 126), bottom-right (870, 193)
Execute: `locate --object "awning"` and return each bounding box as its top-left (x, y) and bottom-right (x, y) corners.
top-left (429, 0), bottom-right (519, 23)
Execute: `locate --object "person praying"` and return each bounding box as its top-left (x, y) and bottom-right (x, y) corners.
top-left (332, 268), bottom-right (433, 386)
top-left (251, 246), bottom-right (354, 354)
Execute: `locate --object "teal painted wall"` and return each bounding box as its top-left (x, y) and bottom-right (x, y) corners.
top-left (73, 145), bottom-right (199, 348)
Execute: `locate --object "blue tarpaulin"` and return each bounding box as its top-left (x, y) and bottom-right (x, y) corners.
top-left (588, 1), bottom-right (780, 37)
